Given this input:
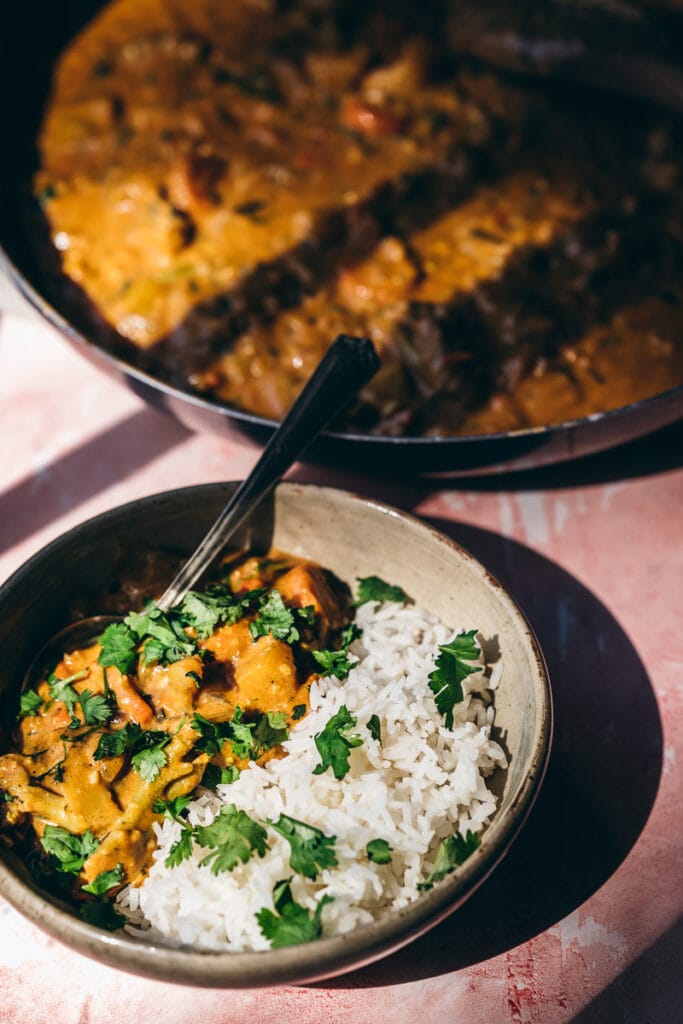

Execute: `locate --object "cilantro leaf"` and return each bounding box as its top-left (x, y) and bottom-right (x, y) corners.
top-left (227, 707), bottom-right (257, 760)
top-left (312, 622), bottom-right (361, 680)
top-left (269, 814), bottom-right (337, 880)
top-left (77, 689), bottom-right (113, 726)
top-left (201, 763), bottom-right (240, 790)
top-left (191, 712), bottom-right (226, 757)
top-left (19, 690), bottom-right (43, 719)
top-left (311, 647), bottom-right (354, 680)
top-left (81, 864), bottom-right (124, 895)
top-left (80, 900), bottom-right (126, 932)
top-left (292, 704), bottom-right (306, 721)
top-left (253, 710), bottom-right (289, 753)
top-left (257, 879), bottom-right (333, 948)
top-left (125, 605), bottom-right (197, 666)
top-left (48, 670), bottom-right (89, 725)
top-left (152, 796), bottom-right (195, 867)
top-left (249, 590), bottom-right (299, 643)
top-left (428, 630), bottom-right (482, 729)
top-left (131, 744), bottom-right (167, 782)
top-left (417, 830), bottom-right (480, 891)
top-left (355, 576), bottom-right (410, 606)
top-left (194, 803), bottom-right (269, 875)
top-left (312, 705), bottom-right (363, 780)
top-left (93, 722), bottom-right (143, 760)
top-left (166, 829), bottom-right (195, 869)
top-left (40, 825), bottom-right (99, 874)
top-left (180, 586), bottom-right (265, 638)
top-left (366, 838), bottom-right (392, 864)
top-left (97, 622), bottom-right (137, 675)
top-left (366, 714), bottom-right (382, 743)
top-left (153, 795), bottom-right (192, 821)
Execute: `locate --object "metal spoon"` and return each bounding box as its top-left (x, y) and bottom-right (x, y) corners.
top-left (23, 334), bottom-right (380, 691)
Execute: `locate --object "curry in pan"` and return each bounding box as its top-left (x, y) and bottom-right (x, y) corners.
top-left (34, 0), bottom-right (683, 436)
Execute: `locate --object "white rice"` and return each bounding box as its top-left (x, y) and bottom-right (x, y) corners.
top-left (117, 600), bottom-right (507, 950)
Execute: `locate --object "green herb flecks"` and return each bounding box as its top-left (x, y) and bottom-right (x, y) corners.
top-left (428, 630), bottom-right (482, 729)
top-left (97, 622), bottom-right (137, 675)
top-left (366, 838), bottom-right (393, 864)
top-left (312, 705), bottom-right (363, 780)
top-left (194, 804), bottom-right (269, 875)
top-left (153, 795), bottom-right (195, 868)
top-left (18, 690), bottom-right (43, 719)
top-left (257, 879), bottom-right (333, 948)
top-left (417, 830), bottom-right (480, 891)
top-left (366, 714), bottom-right (382, 744)
top-left (249, 590), bottom-right (301, 644)
top-left (312, 623), bottom-right (361, 680)
top-left (201, 763), bottom-right (240, 791)
top-left (355, 576), bottom-right (410, 607)
top-left (39, 825), bottom-right (99, 874)
top-left (269, 814), bottom-right (337, 880)
top-left (81, 864), bottom-right (124, 896)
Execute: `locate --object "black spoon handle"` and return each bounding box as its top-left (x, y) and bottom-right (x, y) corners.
top-left (157, 335), bottom-right (379, 610)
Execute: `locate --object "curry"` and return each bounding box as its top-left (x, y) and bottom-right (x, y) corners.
top-left (34, 0), bottom-right (683, 435)
top-left (0, 551), bottom-right (351, 912)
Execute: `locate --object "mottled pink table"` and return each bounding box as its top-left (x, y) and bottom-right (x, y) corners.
top-left (0, 312), bottom-right (681, 1024)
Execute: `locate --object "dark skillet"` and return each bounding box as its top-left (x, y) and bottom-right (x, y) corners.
top-left (1, 0), bottom-right (682, 476)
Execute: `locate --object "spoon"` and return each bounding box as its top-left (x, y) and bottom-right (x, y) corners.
top-left (23, 334), bottom-right (380, 691)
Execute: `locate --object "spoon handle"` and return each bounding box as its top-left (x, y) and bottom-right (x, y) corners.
top-left (156, 334), bottom-right (380, 611)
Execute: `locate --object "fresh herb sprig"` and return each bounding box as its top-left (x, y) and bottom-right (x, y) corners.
top-left (312, 705), bottom-right (363, 780)
top-left (257, 879), bottom-right (333, 948)
top-left (311, 623), bottom-right (361, 681)
top-left (194, 804), bottom-right (269, 875)
top-left (355, 576), bottom-right (410, 607)
top-left (417, 830), bottom-right (480, 891)
top-left (428, 630), bottom-right (482, 729)
top-left (269, 814), bottom-right (337, 880)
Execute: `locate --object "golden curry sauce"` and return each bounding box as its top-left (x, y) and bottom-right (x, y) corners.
top-left (0, 552), bottom-right (350, 903)
top-left (34, 0), bottom-right (683, 435)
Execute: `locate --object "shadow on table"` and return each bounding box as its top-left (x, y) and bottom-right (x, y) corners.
top-left (569, 914), bottom-right (683, 1024)
top-left (317, 520), bottom-right (663, 989)
top-left (0, 407), bottom-right (190, 554)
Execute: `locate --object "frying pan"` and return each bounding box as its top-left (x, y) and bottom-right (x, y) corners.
top-left (1, 0), bottom-right (681, 475)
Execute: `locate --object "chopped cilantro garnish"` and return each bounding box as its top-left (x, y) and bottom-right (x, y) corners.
top-left (269, 814), bottom-right (337, 880)
top-left (194, 803), bottom-right (269, 875)
top-left (227, 707), bottom-right (257, 760)
top-left (253, 710), bottom-right (289, 752)
top-left (77, 689), bottom-right (114, 726)
top-left (249, 590), bottom-right (300, 643)
top-left (366, 838), bottom-right (392, 864)
top-left (366, 714), bottom-right (382, 743)
top-left (48, 669), bottom-right (89, 726)
top-left (39, 825), bottom-right (99, 874)
top-left (131, 743), bottom-right (168, 782)
top-left (428, 630), bottom-right (482, 728)
top-left (81, 864), bottom-right (124, 896)
top-left (153, 796), bottom-right (195, 867)
top-left (257, 879), bottom-right (333, 948)
top-left (18, 690), bottom-right (43, 719)
top-left (313, 705), bottom-right (363, 780)
top-left (292, 704), bottom-right (306, 721)
top-left (153, 795), bottom-right (192, 821)
top-left (201, 763), bottom-right (240, 790)
top-left (179, 586), bottom-right (264, 639)
top-left (312, 623), bottom-right (361, 680)
top-left (97, 621), bottom-right (137, 675)
top-left (93, 722), bottom-right (143, 760)
top-left (355, 576), bottom-right (410, 606)
top-left (417, 830), bottom-right (480, 891)
top-left (125, 605), bottom-right (196, 666)
top-left (192, 708), bottom-right (257, 761)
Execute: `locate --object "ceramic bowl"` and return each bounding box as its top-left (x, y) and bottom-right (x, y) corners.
top-left (0, 482), bottom-right (551, 986)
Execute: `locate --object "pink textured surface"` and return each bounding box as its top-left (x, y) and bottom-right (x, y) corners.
top-left (0, 313), bottom-right (681, 1023)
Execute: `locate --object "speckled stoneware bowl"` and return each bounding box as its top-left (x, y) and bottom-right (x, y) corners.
top-left (0, 482), bottom-right (551, 987)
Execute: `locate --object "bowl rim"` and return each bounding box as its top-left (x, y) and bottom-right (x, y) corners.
top-left (0, 481), bottom-right (552, 987)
